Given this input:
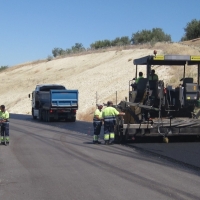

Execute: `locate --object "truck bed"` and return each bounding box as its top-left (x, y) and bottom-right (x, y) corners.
top-left (39, 89), bottom-right (78, 108)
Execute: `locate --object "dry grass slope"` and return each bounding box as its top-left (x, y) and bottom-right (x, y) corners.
top-left (1, 40), bottom-right (200, 122)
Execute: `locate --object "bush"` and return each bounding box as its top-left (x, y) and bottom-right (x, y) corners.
top-left (47, 55), bottom-right (53, 61)
top-left (181, 19), bottom-right (200, 41)
top-left (131, 28), bottom-right (171, 44)
top-left (90, 36), bottom-right (130, 49)
top-left (0, 66), bottom-right (8, 72)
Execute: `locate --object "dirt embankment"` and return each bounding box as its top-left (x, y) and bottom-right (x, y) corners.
top-left (0, 40), bottom-right (200, 122)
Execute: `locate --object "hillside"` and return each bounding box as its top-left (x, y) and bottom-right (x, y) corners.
top-left (1, 40), bottom-right (200, 122)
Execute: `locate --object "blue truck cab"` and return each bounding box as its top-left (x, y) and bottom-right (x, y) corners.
top-left (29, 84), bottom-right (78, 122)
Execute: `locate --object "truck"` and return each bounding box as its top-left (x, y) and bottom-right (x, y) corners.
top-left (113, 53), bottom-right (200, 143)
top-left (29, 84), bottom-right (78, 122)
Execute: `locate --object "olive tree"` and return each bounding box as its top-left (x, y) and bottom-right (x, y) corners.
top-left (181, 19), bottom-right (200, 41)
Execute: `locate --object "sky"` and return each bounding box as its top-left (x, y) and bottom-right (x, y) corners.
top-left (0, 0), bottom-right (200, 67)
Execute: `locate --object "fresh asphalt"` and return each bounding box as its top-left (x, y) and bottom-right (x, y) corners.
top-left (0, 113), bottom-right (200, 200)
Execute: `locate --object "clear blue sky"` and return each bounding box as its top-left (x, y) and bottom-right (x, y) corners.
top-left (0, 0), bottom-right (199, 66)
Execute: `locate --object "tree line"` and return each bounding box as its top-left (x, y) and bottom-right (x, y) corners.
top-left (52, 19), bottom-right (200, 58)
top-left (0, 66), bottom-right (8, 72)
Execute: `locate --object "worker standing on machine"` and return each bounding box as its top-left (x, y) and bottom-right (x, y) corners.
top-left (135, 72), bottom-right (144, 83)
top-left (93, 104), bottom-right (103, 144)
top-left (149, 69), bottom-right (158, 81)
top-left (0, 105), bottom-right (10, 145)
top-left (102, 101), bottom-right (125, 145)
top-left (132, 72), bottom-right (144, 90)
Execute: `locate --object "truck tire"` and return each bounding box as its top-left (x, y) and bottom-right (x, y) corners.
top-left (32, 109), bottom-right (37, 119)
top-left (46, 111), bottom-right (51, 122)
top-left (44, 111), bottom-right (48, 122)
top-left (42, 110), bottom-right (46, 121)
top-left (39, 109), bottom-right (43, 121)
top-left (70, 117), bottom-right (76, 122)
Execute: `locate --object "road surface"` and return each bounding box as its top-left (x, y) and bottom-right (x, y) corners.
top-left (0, 114), bottom-right (200, 200)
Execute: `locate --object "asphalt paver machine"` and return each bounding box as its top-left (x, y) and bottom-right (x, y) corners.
top-left (114, 53), bottom-right (200, 143)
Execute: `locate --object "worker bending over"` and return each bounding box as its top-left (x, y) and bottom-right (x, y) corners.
top-left (102, 101), bottom-right (125, 145)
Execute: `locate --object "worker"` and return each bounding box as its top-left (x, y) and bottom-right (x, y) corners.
top-left (131, 72), bottom-right (144, 90)
top-left (0, 105), bottom-right (10, 144)
top-left (135, 72), bottom-right (144, 83)
top-left (102, 101), bottom-right (125, 145)
top-left (93, 104), bottom-right (103, 144)
top-left (149, 69), bottom-right (158, 81)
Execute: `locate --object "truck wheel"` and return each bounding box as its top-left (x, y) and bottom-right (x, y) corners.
top-left (70, 117), bottom-right (76, 122)
top-left (32, 109), bottom-right (37, 119)
top-left (42, 110), bottom-right (46, 121)
top-left (46, 111), bottom-right (51, 122)
top-left (39, 109), bottom-right (43, 121)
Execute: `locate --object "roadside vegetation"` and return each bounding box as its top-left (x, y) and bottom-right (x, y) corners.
top-left (0, 66), bottom-right (8, 72)
top-left (51, 19), bottom-right (200, 58)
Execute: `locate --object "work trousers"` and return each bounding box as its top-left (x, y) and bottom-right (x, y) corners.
top-left (104, 121), bottom-right (115, 142)
top-left (1, 122), bottom-right (9, 137)
top-left (93, 121), bottom-right (102, 142)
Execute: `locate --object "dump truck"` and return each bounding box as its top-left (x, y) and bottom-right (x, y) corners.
top-left (114, 53), bottom-right (200, 143)
top-left (29, 84), bottom-right (78, 122)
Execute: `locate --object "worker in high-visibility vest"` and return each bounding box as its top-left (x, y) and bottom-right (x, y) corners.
top-left (102, 101), bottom-right (125, 145)
top-left (93, 104), bottom-right (103, 144)
top-left (135, 72), bottom-right (144, 83)
top-left (149, 69), bottom-right (158, 81)
top-left (131, 72), bottom-right (144, 90)
top-left (0, 105), bottom-right (10, 144)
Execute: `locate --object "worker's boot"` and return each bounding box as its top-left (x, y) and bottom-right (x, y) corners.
top-left (6, 137), bottom-right (9, 144)
top-left (104, 141), bottom-right (109, 145)
top-left (96, 135), bottom-right (101, 144)
top-left (93, 135), bottom-right (98, 144)
top-left (1, 136), bottom-right (4, 144)
top-left (109, 133), bottom-right (115, 145)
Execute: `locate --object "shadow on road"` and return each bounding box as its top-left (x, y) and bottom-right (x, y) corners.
top-left (10, 113), bottom-right (200, 143)
top-left (10, 113), bottom-right (93, 136)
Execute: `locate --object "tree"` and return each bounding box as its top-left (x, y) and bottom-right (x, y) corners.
top-left (151, 28), bottom-right (171, 42)
top-left (90, 36), bottom-right (130, 49)
top-left (120, 36), bottom-right (131, 45)
top-left (52, 48), bottom-right (59, 57)
top-left (71, 43), bottom-right (85, 52)
top-left (131, 28), bottom-right (171, 44)
top-left (66, 48), bottom-right (72, 54)
top-left (90, 40), bottom-right (111, 49)
top-left (52, 48), bottom-right (65, 57)
top-left (0, 66), bottom-right (8, 72)
top-left (181, 19), bottom-right (200, 41)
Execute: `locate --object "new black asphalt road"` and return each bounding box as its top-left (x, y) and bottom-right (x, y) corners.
top-left (0, 114), bottom-right (200, 200)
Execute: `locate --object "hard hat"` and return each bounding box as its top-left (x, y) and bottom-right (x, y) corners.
top-left (97, 104), bottom-right (103, 107)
